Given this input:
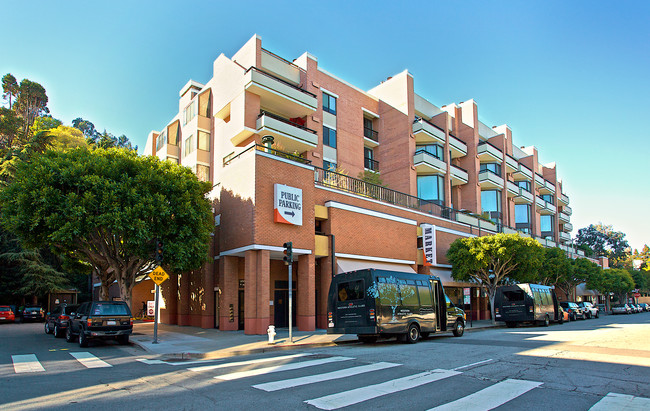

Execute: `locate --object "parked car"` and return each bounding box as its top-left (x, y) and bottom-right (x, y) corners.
top-left (22, 306), bottom-right (45, 322)
top-left (0, 306), bottom-right (16, 323)
top-left (577, 302), bottom-right (599, 319)
top-left (629, 303), bottom-right (641, 313)
top-left (611, 304), bottom-right (631, 315)
top-left (639, 303), bottom-right (650, 312)
top-left (44, 304), bottom-right (79, 338)
top-left (494, 283), bottom-right (564, 327)
top-left (560, 302), bottom-right (585, 321)
top-left (558, 305), bottom-right (570, 322)
top-left (66, 301), bottom-right (133, 347)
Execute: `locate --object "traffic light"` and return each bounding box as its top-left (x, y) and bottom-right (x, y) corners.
top-left (155, 240), bottom-right (164, 264)
top-left (283, 242), bottom-right (293, 265)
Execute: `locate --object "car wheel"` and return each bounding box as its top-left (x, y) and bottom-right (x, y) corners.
top-left (453, 320), bottom-right (465, 337)
top-left (586, 312), bottom-right (592, 319)
top-left (54, 325), bottom-right (62, 338)
top-left (79, 332), bottom-right (88, 348)
top-left (405, 323), bottom-right (420, 344)
top-left (595, 312), bottom-right (599, 318)
top-left (65, 327), bottom-right (76, 343)
top-left (44, 322), bottom-right (51, 334)
top-left (117, 335), bottom-right (129, 345)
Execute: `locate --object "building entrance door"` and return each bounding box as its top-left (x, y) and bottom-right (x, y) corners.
top-left (238, 290), bottom-right (245, 330)
top-left (274, 290), bottom-right (296, 328)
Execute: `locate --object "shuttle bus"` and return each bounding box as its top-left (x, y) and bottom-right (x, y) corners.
top-left (327, 269), bottom-right (465, 343)
top-left (494, 283), bottom-right (564, 327)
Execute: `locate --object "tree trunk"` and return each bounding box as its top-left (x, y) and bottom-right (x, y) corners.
top-left (100, 283), bottom-right (109, 301)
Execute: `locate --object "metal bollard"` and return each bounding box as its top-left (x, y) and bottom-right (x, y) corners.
top-left (267, 325), bottom-right (276, 344)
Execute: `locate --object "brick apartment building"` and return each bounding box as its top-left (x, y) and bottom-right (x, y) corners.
top-left (135, 35), bottom-right (604, 334)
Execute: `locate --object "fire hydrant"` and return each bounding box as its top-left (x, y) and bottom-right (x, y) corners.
top-left (267, 325), bottom-right (276, 345)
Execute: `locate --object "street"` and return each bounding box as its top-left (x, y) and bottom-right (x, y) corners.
top-left (1, 313), bottom-right (649, 410)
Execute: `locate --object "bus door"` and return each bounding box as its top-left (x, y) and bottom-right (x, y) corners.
top-left (417, 280), bottom-right (435, 332)
top-left (430, 279), bottom-right (442, 331)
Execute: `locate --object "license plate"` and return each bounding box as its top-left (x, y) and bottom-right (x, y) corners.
top-left (0, 317), bottom-right (5, 320)
top-left (106, 320), bottom-right (116, 325)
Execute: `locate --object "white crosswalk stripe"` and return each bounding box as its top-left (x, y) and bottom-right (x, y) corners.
top-left (304, 369), bottom-right (461, 410)
top-left (12, 354), bottom-right (45, 373)
top-left (69, 352), bottom-right (112, 368)
top-left (188, 353), bottom-right (311, 372)
top-left (214, 356), bottom-right (354, 381)
top-left (589, 392), bottom-right (650, 410)
top-left (253, 361), bottom-right (401, 392)
top-left (428, 378), bottom-right (543, 411)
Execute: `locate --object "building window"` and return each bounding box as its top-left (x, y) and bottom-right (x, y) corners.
top-left (364, 147), bottom-right (378, 171)
top-left (363, 117), bottom-right (378, 141)
top-left (480, 162), bottom-right (501, 176)
top-left (541, 194), bottom-right (554, 203)
top-left (183, 101), bottom-right (196, 125)
top-left (515, 204), bottom-right (531, 233)
top-left (540, 215), bottom-right (554, 237)
top-left (516, 180), bottom-right (531, 192)
top-left (198, 130), bottom-right (210, 151)
top-left (323, 93), bottom-right (336, 115)
top-left (323, 160), bottom-right (336, 171)
top-left (416, 144), bottom-right (444, 161)
top-left (417, 175), bottom-right (444, 205)
top-left (184, 134), bottom-right (195, 157)
top-left (481, 189), bottom-right (502, 221)
top-left (323, 126), bottom-right (337, 148)
top-left (156, 130), bottom-right (167, 152)
top-left (195, 164), bottom-right (210, 182)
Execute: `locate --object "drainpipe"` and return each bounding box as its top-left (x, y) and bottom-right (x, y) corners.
top-left (330, 234), bottom-right (336, 279)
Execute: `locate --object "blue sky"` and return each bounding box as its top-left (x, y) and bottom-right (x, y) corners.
top-left (3, 1), bottom-right (649, 252)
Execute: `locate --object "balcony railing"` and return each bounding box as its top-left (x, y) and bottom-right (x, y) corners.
top-left (246, 67), bottom-right (316, 98)
top-left (223, 144), bottom-right (311, 167)
top-left (363, 127), bottom-right (379, 142)
top-left (364, 157), bottom-right (379, 171)
top-left (259, 111), bottom-right (317, 134)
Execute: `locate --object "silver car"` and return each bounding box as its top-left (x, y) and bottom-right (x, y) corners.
top-left (577, 302), bottom-right (599, 319)
top-left (611, 304), bottom-right (630, 314)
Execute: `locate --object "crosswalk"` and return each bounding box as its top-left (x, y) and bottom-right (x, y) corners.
top-left (7, 351), bottom-right (650, 410)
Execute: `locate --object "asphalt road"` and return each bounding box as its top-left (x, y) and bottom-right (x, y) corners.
top-left (1, 313), bottom-right (649, 410)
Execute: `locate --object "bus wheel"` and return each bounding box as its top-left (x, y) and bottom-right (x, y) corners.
top-left (406, 323), bottom-right (420, 344)
top-left (452, 321), bottom-right (464, 337)
top-left (358, 335), bottom-right (377, 344)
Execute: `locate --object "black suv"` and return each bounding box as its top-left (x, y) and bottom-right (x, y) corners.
top-left (66, 301), bottom-right (133, 347)
top-left (22, 306), bottom-right (45, 322)
top-left (44, 304), bottom-right (79, 337)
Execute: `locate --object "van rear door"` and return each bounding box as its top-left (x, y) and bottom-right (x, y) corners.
top-left (333, 278), bottom-right (372, 331)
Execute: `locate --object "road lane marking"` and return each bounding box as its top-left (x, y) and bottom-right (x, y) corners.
top-left (189, 353), bottom-right (311, 372)
top-left (215, 356), bottom-right (354, 381)
top-left (69, 352), bottom-right (112, 368)
top-left (428, 378), bottom-right (542, 411)
top-left (305, 369), bottom-right (461, 410)
top-left (589, 392), bottom-right (650, 410)
top-left (452, 359), bottom-right (494, 371)
top-left (12, 355), bottom-right (45, 373)
top-left (253, 362), bottom-right (401, 392)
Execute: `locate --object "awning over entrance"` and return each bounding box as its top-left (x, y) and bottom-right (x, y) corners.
top-left (576, 282), bottom-right (598, 296)
top-left (336, 258), bottom-right (416, 274)
top-left (428, 268), bottom-right (471, 287)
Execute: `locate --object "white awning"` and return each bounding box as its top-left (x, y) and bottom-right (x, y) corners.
top-left (576, 282), bottom-right (598, 296)
top-left (428, 268), bottom-right (475, 287)
top-left (336, 258), bottom-right (416, 274)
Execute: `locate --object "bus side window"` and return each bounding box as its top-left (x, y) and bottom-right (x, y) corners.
top-left (418, 285), bottom-right (433, 306)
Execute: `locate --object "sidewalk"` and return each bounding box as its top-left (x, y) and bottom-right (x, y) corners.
top-left (130, 320), bottom-right (500, 360)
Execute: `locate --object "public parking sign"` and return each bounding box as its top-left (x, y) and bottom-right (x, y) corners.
top-left (148, 266), bottom-right (169, 286)
top-left (274, 184), bottom-right (302, 226)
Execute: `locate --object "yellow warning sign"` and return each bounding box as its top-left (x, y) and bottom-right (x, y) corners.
top-left (148, 266), bottom-right (170, 286)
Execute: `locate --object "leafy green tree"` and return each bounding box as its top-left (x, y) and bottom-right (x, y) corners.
top-left (566, 258), bottom-right (600, 301)
top-left (357, 170), bottom-right (385, 187)
top-left (575, 223), bottom-right (630, 268)
top-left (628, 268), bottom-right (647, 292)
top-left (0, 107), bottom-right (22, 148)
top-left (2, 73), bottom-right (18, 109)
top-left (31, 115), bottom-right (62, 135)
top-left (72, 117), bottom-right (98, 140)
top-left (538, 247), bottom-right (573, 288)
top-left (587, 268), bottom-right (634, 310)
top-left (447, 233), bottom-right (544, 323)
top-left (13, 79), bottom-right (49, 140)
top-left (0, 147), bottom-right (213, 307)
top-left (48, 126), bottom-right (88, 151)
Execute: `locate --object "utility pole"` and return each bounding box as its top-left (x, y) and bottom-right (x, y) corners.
top-left (283, 242), bottom-right (293, 343)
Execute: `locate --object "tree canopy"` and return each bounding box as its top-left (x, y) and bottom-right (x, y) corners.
top-left (575, 223), bottom-right (630, 267)
top-left (586, 268), bottom-right (634, 307)
top-left (447, 233), bottom-right (544, 323)
top-left (0, 147), bottom-right (214, 307)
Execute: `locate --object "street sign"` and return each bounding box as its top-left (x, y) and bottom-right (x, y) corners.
top-left (148, 266), bottom-right (169, 286)
top-left (634, 293), bottom-right (641, 298)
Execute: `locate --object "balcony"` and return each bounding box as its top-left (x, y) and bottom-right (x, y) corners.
top-left (513, 164), bottom-right (533, 181)
top-left (413, 118), bottom-right (446, 145)
top-left (534, 173), bottom-right (545, 188)
top-left (363, 127), bottom-right (379, 147)
top-left (558, 192), bottom-right (570, 205)
top-left (559, 231), bottom-right (571, 242)
top-left (414, 150), bottom-right (446, 175)
top-left (478, 170), bottom-right (504, 189)
top-left (477, 141), bottom-right (503, 163)
top-left (535, 196), bottom-right (545, 211)
top-left (514, 187), bottom-right (534, 204)
top-left (449, 134), bottom-right (467, 158)
top-left (364, 157), bottom-right (379, 172)
top-left (256, 112), bottom-right (318, 153)
top-left (543, 202), bottom-right (556, 215)
top-left (562, 205), bottom-right (572, 215)
top-left (563, 222), bottom-right (573, 232)
top-left (505, 155), bottom-right (518, 173)
top-left (539, 179), bottom-right (556, 195)
top-left (536, 197), bottom-right (555, 215)
top-left (559, 211), bottom-right (570, 223)
top-left (244, 67), bottom-right (318, 118)
top-left (450, 164), bottom-right (468, 186)
top-left (506, 180), bottom-right (519, 197)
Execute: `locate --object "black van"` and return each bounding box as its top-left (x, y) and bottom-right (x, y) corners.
top-left (494, 283), bottom-right (563, 327)
top-left (327, 269), bottom-right (465, 343)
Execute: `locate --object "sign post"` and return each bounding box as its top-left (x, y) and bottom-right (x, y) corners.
top-left (283, 242), bottom-right (293, 343)
top-left (148, 265), bottom-right (170, 344)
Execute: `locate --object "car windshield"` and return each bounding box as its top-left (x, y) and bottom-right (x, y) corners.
top-left (0, 307), bottom-right (10, 312)
top-left (25, 307), bottom-right (41, 312)
top-left (91, 303), bottom-right (130, 316)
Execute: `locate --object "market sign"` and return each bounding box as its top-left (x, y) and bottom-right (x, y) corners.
top-left (421, 223), bottom-right (435, 265)
top-left (274, 184), bottom-right (302, 226)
